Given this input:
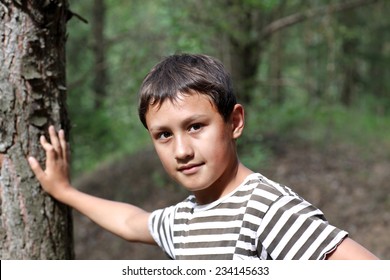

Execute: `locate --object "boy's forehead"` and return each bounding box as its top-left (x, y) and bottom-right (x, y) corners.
top-left (148, 92), bottom-right (215, 112)
top-left (145, 93), bottom-right (218, 126)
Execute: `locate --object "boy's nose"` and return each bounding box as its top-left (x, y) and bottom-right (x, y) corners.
top-left (174, 136), bottom-right (194, 161)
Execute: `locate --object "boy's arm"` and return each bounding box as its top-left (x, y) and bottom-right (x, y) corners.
top-left (28, 126), bottom-right (155, 244)
top-left (326, 237), bottom-right (379, 260)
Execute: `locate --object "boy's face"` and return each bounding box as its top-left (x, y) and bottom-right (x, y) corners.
top-left (145, 93), bottom-right (244, 202)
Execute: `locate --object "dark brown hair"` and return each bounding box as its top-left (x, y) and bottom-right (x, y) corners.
top-left (138, 53), bottom-right (237, 128)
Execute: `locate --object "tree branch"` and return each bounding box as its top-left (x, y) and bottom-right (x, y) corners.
top-left (261, 0), bottom-right (380, 39)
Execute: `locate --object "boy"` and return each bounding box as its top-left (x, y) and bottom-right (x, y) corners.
top-left (28, 54), bottom-right (378, 260)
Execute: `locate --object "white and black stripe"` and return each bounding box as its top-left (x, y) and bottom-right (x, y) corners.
top-left (148, 173), bottom-right (348, 260)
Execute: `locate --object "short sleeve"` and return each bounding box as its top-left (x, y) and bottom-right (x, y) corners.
top-left (257, 195), bottom-right (348, 260)
top-left (148, 206), bottom-right (176, 259)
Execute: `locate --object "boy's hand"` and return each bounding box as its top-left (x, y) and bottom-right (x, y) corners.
top-left (28, 126), bottom-right (154, 244)
top-left (28, 125), bottom-right (72, 200)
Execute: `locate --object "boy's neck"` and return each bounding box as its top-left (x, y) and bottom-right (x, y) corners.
top-left (193, 162), bottom-right (253, 205)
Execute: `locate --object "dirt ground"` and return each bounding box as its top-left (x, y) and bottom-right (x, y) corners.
top-left (73, 141), bottom-right (389, 259)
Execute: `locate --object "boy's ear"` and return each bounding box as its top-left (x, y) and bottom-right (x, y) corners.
top-left (230, 104), bottom-right (245, 139)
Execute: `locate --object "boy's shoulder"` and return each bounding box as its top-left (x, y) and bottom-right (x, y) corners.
top-left (240, 173), bottom-right (303, 216)
top-left (247, 173), bottom-right (302, 200)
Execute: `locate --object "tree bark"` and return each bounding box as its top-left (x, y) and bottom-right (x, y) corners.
top-left (0, 0), bottom-right (74, 259)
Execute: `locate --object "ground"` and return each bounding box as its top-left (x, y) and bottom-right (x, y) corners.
top-left (72, 141), bottom-right (389, 259)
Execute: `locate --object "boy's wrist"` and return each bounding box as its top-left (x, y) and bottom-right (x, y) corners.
top-left (50, 183), bottom-right (75, 203)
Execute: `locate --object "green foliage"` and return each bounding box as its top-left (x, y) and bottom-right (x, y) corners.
top-left (239, 96), bottom-right (390, 172)
top-left (65, 0), bottom-right (390, 177)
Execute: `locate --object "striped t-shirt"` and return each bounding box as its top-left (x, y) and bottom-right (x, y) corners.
top-left (148, 173), bottom-right (348, 260)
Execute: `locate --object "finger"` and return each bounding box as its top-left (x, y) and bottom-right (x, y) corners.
top-left (66, 142), bottom-right (71, 163)
top-left (58, 129), bottom-right (68, 161)
top-left (49, 125), bottom-right (62, 156)
top-left (28, 156), bottom-right (46, 182)
top-left (40, 135), bottom-right (56, 163)
top-left (40, 135), bottom-right (52, 151)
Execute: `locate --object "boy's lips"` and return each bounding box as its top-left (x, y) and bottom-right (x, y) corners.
top-left (177, 163), bottom-right (204, 175)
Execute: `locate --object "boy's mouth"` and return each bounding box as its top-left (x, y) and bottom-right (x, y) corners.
top-left (177, 163), bottom-right (204, 175)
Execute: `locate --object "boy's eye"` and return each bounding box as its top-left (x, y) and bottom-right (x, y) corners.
top-left (189, 123), bottom-right (202, 132)
top-left (158, 131), bottom-right (172, 140)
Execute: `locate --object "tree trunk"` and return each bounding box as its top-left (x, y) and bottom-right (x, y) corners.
top-left (92, 0), bottom-right (107, 109)
top-left (339, 10), bottom-right (359, 107)
top-left (0, 0), bottom-right (74, 259)
top-left (226, 7), bottom-right (263, 105)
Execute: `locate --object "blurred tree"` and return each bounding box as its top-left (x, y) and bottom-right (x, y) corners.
top-left (65, 0), bottom-right (388, 174)
top-left (340, 0), bottom-right (390, 112)
top-left (165, 0), bottom-right (382, 105)
top-left (339, 10), bottom-right (360, 106)
top-left (92, 0), bottom-right (107, 109)
top-left (0, 0), bottom-right (73, 259)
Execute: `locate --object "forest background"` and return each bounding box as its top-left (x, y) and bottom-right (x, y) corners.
top-left (64, 0), bottom-right (389, 259)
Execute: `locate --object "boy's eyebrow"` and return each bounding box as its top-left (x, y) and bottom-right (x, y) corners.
top-left (148, 125), bottom-right (168, 133)
top-left (182, 114), bottom-right (209, 124)
top-left (148, 114), bottom-right (209, 132)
